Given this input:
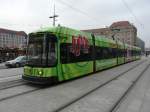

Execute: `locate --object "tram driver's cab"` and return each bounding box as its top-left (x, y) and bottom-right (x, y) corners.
top-left (26, 33), bottom-right (57, 67)
top-left (23, 33), bottom-right (59, 84)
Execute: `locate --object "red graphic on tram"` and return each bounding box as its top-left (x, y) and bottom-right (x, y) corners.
top-left (71, 35), bottom-right (89, 56)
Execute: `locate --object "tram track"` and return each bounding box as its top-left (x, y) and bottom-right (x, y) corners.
top-left (51, 59), bottom-right (148, 112)
top-left (0, 59), bottom-right (147, 107)
top-left (0, 67), bottom-right (7, 70)
top-left (0, 79), bottom-right (46, 102)
top-left (0, 74), bottom-right (21, 79)
top-left (0, 85), bottom-right (45, 102)
top-left (109, 63), bottom-right (150, 112)
top-left (0, 74), bottom-right (23, 89)
top-left (0, 79), bottom-right (27, 91)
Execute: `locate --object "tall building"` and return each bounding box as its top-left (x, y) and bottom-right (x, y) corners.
top-left (0, 28), bottom-right (27, 49)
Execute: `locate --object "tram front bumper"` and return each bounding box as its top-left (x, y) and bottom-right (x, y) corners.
top-left (22, 75), bottom-right (58, 84)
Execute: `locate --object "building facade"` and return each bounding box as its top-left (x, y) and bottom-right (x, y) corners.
top-left (82, 21), bottom-right (138, 46)
top-left (0, 28), bottom-right (27, 49)
top-left (82, 28), bottom-right (111, 38)
top-left (110, 21), bottom-right (137, 46)
top-left (0, 28), bottom-right (27, 62)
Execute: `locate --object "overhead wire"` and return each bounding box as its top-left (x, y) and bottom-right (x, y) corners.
top-left (56, 0), bottom-right (99, 24)
top-left (0, 22), bottom-right (44, 27)
top-left (121, 0), bottom-right (144, 28)
top-left (121, 0), bottom-right (150, 47)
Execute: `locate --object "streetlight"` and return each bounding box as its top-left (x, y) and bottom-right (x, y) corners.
top-left (49, 15), bottom-right (58, 26)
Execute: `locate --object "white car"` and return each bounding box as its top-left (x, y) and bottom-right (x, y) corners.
top-left (5, 56), bottom-right (27, 68)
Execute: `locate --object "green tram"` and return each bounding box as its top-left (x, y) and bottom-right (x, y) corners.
top-left (22, 26), bottom-right (141, 84)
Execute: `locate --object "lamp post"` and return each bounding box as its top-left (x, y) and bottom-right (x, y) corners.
top-left (49, 5), bottom-right (58, 26)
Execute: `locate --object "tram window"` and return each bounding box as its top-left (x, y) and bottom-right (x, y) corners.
top-left (124, 49), bottom-right (126, 57)
top-left (102, 47), bottom-right (109, 59)
top-left (133, 50), bottom-right (135, 56)
top-left (117, 49), bottom-right (124, 57)
top-left (131, 50), bottom-right (133, 56)
top-left (47, 42), bottom-right (57, 66)
top-left (122, 49), bottom-right (125, 57)
top-left (60, 44), bottom-right (68, 63)
top-left (117, 49), bottom-right (120, 57)
top-left (102, 48), bottom-right (106, 59)
top-left (112, 48), bottom-right (117, 58)
top-left (60, 43), bottom-right (92, 64)
top-left (95, 47), bottom-right (102, 60)
top-left (108, 48), bottom-right (113, 58)
top-left (95, 47), bottom-right (116, 59)
top-left (121, 49), bottom-right (124, 57)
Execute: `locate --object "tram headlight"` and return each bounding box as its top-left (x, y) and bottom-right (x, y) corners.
top-left (38, 70), bottom-right (43, 76)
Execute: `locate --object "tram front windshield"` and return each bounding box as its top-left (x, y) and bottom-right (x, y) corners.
top-left (27, 34), bottom-right (57, 67)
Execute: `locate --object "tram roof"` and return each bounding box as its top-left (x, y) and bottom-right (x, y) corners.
top-left (30, 26), bottom-right (141, 50)
top-left (33, 26), bottom-right (91, 37)
top-left (32, 26), bottom-right (117, 43)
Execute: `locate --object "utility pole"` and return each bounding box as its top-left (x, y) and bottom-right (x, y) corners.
top-left (49, 5), bottom-right (58, 26)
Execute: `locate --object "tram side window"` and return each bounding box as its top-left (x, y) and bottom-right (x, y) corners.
top-left (108, 48), bottom-right (115, 58)
top-left (131, 50), bottom-right (134, 56)
top-left (135, 51), bottom-right (137, 56)
top-left (95, 47), bottom-right (102, 60)
top-left (117, 49), bottom-right (119, 57)
top-left (107, 48), bottom-right (111, 58)
top-left (102, 47), bottom-right (113, 59)
top-left (136, 51), bottom-right (137, 56)
top-left (124, 50), bottom-right (127, 57)
top-left (112, 48), bottom-right (117, 58)
top-left (131, 50), bottom-right (133, 56)
top-left (101, 48), bottom-right (107, 59)
top-left (60, 44), bottom-right (68, 64)
top-left (117, 49), bottom-right (125, 57)
top-left (122, 49), bottom-right (125, 57)
top-left (60, 43), bottom-right (93, 64)
top-left (95, 47), bottom-right (116, 60)
top-left (133, 50), bottom-right (136, 56)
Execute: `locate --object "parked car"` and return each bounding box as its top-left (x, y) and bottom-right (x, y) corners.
top-left (5, 56), bottom-right (27, 68)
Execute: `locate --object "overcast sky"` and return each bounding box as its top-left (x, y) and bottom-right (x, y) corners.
top-left (0, 0), bottom-right (149, 47)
